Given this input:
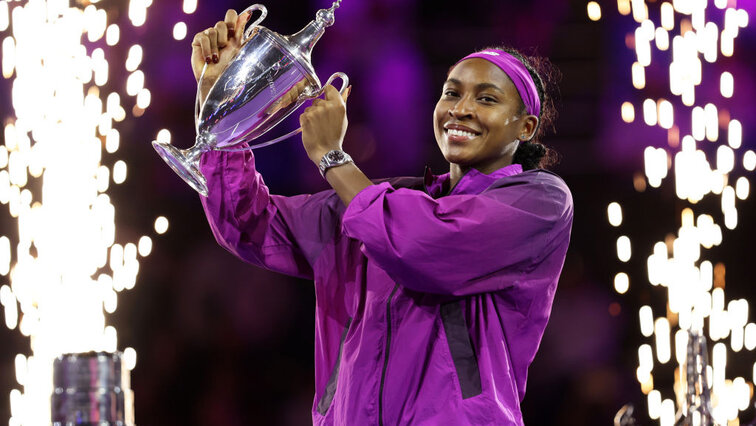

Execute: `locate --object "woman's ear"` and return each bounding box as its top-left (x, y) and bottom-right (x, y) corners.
top-left (520, 115), bottom-right (539, 141)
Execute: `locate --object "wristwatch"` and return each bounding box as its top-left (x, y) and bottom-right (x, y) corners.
top-left (318, 150), bottom-right (353, 177)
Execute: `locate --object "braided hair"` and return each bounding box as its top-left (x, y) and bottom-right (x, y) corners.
top-left (485, 46), bottom-right (560, 170)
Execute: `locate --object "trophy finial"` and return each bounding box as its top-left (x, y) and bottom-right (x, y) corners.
top-left (316, 1), bottom-right (341, 28)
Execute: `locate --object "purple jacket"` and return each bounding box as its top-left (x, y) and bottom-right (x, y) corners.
top-left (200, 149), bottom-right (573, 425)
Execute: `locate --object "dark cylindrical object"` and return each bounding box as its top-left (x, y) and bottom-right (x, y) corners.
top-left (51, 351), bottom-right (134, 426)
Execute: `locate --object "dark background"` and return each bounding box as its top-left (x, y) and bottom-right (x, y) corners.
top-left (1, 0), bottom-right (755, 424)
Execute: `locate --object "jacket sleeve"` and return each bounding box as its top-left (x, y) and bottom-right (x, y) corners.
top-left (199, 149), bottom-right (343, 279)
top-left (340, 173), bottom-right (573, 295)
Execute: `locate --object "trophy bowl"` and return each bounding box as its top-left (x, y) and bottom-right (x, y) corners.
top-left (153, 2), bottom-right (348, 196)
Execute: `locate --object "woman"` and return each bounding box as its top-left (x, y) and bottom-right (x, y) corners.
top-left (193, 10), bottom-right (572, 425)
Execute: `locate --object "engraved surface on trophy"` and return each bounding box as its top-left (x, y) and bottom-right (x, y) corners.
top-left (152, 1), bottom-right (349, 196)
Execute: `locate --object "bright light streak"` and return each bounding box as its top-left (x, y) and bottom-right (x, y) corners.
top-left (124, 347), bottom-right (137, 370)
top-left (657, 99), bottom-right (673, 129)
top-left (660, 2), bottom-right (674, 30)
top-left (173, 22), bottom-right (188, 41)
top-left (639, 344), bottom-right (654, 371)
top-left (643, 98), bottom-right (657, 126)
top-left (648, 389), bottom-right (662, 419)
top-left (137, 236), bottom-right (153, 257)
top-left (713, 342), bottom-right (727, 388)
top-left (644, 147), bottom-right (668, 188)
top-left (621, 102), bottom-right (635, 123)
top-left (632, 62), bottom-right (645, 89)
top-left (655, 317), bottom-right (671, 363)
top-left (0, 146), bottom-right (7, 168)
top-left (128, 0), bottom-right (149, 27)
top-left (721, 186), bottom-right (735, 214)
top-left (588, 0), bottom-right (601, 21)
top-left (126, 70), bottom-right (145, 96)
top-left (727, 119), bottom-right (741, 149)
top-left (721, 32), bottom-right (733, 56)
top-left (106, 129), bottom-right (120, 154)
top-left (745, 323), bottom-right (756, 351)
top-left (632, 0), bottom-right (648, 22)
top-left (735, 177), bottom-right (749, 200)
top-left (136, 88), bottom-right (151, 109)
top-left (157, 129), bottom-right (172, 144)
top-left (614, 272), bottom-right (629, 294)
top-left (716, 145), bottom-right (734, 173)
top-left (617, 236), bottom-right (631, 262)
top-left (14, 354), bottom-right (26, 386)
top-left (737, 9), bottom-right (748, 28)
top-left (106, 24), bottom-right (120, 46)
top-left (113, 160), bottom-right (127, 184)
top-left (618, 0), bottom-right (631, 16)
top-left (675, 329), bottom-right (688, 364)
top-left (744, 150), bottom-right (756, 171)
top-left (720, 72), bottom-right (733, 98)
top-left (655, 27), bottom-right (669, 50)
top-left (0, 1), bottom-right (8, 32)
top-left (660, 399), bottom-right (674, 426)
top-left (2, 36), bottom-right (16, 79)
top-left (704, 103), bottom-right (718, 142)
top-left (608, 202), bottom-right (623, 226)
top-left (125, 45), bottom-right (143, 72)
top-left (183, 0), bottom-right (198, 14)
top-left (640, 306), bottom-right (654, 337)
top-left (154, 216), bottom-right (169, 234)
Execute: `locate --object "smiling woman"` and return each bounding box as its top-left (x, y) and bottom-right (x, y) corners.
top-left (193, 11), bottom-right (573, 425)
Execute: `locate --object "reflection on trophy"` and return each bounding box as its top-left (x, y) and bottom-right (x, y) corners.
top-left (152, 2), bottom-right (349, 196)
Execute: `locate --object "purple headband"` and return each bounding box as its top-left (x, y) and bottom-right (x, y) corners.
top-left (454, 49), bottom-right (541, 117)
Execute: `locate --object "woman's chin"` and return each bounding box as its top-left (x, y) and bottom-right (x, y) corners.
top-left (443, 151), bottom-right (473, 166)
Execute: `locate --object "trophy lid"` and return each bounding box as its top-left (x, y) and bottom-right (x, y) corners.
top-left (281, 1), bottom-right (342, 75)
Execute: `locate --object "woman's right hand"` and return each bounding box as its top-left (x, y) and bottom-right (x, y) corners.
top-left (191, 10), bottom-right (252, 85)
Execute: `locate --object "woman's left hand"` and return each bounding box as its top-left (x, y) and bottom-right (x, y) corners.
top-left (300, 85), bottom-right (351, 164)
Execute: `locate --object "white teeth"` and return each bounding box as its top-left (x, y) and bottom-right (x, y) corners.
top-left (447, 129), bottom-right (477, 138)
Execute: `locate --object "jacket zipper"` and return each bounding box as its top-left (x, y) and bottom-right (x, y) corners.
top-left (378, 284), bottom-right (400, 426)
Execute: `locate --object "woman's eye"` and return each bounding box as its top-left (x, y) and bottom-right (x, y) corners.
top-left (443, 90), bottom-right (458, 97)
top-left (479, 96), bottom-right (497, 103)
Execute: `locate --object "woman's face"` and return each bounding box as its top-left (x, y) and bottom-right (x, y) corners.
top-left (433, 58), bottom-right (537, 173)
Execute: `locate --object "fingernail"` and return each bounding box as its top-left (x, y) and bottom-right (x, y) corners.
top-left (205, 56), bottom-right (212, 64)
top-left (212, 53), bottom-right (219, 63)
top-left (246, 12), bottom-right (252, 21)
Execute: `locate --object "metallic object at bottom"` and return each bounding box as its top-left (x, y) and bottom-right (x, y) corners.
top-left (52, 351), bottom-right (134, 426)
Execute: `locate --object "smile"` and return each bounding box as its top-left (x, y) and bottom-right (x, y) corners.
top-left (446, 128), bottom-right (478, 138)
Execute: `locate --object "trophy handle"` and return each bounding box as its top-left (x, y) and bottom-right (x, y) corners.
top-left (194, 4), bottom-right (268, 133)
top-left (215, 72), bottom-right (350, 152)
top-left (241, 4), bottom-right (268, 43)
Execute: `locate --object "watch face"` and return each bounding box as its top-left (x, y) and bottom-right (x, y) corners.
top-left (328, 151), bottom-right (345, 162)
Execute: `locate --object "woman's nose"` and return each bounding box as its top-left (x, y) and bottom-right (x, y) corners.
top-left (448, 96), bottom-right (475, 118)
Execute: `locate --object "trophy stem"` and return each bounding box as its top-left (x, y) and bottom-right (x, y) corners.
top-left (152, 135), bottom-right (211, 197)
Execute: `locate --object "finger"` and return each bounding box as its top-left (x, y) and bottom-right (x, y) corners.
top-left (323, 84), bottom-right (341, 102)
top-left (204, 28), bottom-right (219, 63)
top-left (214, 21), bottom-right (229, 49)
top-left (235, 11), bottom-right (251, 40)
top-left (224, 9), bottom-right (238, 33)
top-left (311, 98), bottom-right (324, 107)
top-left (342, 85), bottom-right (352, 102)
top-left (192, 32), bottom-right (212, 64)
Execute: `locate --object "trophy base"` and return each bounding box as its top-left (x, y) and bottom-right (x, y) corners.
top-left (152, 141), bottom-right (208, 197)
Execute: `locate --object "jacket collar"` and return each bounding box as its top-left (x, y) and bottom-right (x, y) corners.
top-left (423, 163), bottom-right (523, 198)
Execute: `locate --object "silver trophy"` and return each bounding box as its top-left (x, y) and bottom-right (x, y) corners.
top-left (51, 352), bottom-right (134, 426)
top-left (152, 2), bottom-right (349, 196)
